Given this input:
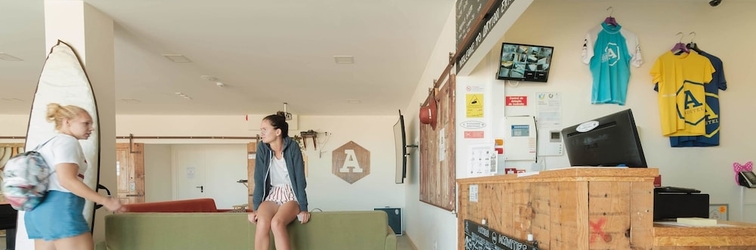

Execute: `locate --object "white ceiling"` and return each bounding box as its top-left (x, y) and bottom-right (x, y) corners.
top-left (0, 0), bottom-right (454, 115)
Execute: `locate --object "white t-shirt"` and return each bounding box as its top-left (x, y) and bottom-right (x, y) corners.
top-left (269, 156), bottom-right (290, 187)
top-left (37, 134), bottom-right (88, 192)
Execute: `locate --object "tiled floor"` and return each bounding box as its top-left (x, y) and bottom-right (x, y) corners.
top-left (0, 235), bottom-right (416, 250)
top-left (397, 235), bottom-right (416, 250)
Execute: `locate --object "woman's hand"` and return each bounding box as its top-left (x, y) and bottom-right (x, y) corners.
top-left (297, 211), bottom-right (310, 224)
top-left (101, 197), bottom-right (124, 213)
top-left (248, 211), bottom-right (258, 223)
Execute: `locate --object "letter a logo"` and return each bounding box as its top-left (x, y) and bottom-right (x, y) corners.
top-left (339, 150), bottom-right (363, 173)
top-left (684, 90), bottom-right (703, 109)
top-left (332, 141), bottom-right (371, 184)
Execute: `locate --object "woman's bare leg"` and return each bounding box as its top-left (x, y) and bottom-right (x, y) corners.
top-left (270, 201), bottom-right (300, 250)
top-left (52, 232), bottom-right (93, 250)
top-left (255, 201), bottom-right (279, 250)
top-left (34, 239), bottom-right (56, 250)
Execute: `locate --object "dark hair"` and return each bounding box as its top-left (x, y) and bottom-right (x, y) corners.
top-left (264, 113), bottom-right (289, 138)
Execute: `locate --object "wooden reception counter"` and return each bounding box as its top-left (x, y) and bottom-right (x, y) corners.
top-left (457, 167), bottom-right (756, 250)
top-left (653, 220), bottom-right (756, 249)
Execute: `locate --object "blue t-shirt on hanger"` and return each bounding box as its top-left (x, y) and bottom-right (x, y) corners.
top-left (655, 51), bottom-right (727, 147)
top-left (582, 22), bottom-right (643, 105)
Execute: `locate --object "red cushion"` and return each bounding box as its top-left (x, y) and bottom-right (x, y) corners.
top-left (123, 198), bottom-right (219, 212)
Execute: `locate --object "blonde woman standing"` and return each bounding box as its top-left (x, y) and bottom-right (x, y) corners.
top-left (24, 103), bottom-right (123, 250)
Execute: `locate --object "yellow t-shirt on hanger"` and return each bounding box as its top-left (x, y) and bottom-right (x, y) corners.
top-left (650, 51), bottom-right (714, 136)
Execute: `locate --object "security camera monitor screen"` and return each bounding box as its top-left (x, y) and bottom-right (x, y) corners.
top-left (497, 42), bottom-right (554, 83)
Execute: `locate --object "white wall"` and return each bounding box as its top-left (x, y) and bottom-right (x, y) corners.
top-left (0, 114), bottom-right (29, 143)
top-left (298, 116), bottom-right (406, 213)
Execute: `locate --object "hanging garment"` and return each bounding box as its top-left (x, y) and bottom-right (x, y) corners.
top-left (665, 51), bottom-right (727, 147)
top-left (582, 22), bottom-right (643, 105)
top-left (650, 50), bottom-right (715, 137)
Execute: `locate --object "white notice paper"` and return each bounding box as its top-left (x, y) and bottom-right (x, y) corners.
top-left (469, 185), bottom-right (478, 202)
top-left (467, 144), bottom-right (497, 177)
top-left (536, 92), bottom-right (562, 127)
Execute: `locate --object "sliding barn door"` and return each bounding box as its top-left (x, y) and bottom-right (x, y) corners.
top-left (116, 143), bottom-right (145, 204)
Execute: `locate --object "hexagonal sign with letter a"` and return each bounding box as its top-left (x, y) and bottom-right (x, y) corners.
top-left (332, 141), bottom-right (370, 184)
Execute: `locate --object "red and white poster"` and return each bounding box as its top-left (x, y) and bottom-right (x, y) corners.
top-left (505, 96), bottom-right (527, 106)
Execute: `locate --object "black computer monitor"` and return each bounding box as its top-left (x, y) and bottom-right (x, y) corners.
top-left (561, 109), bottom-right (647, 168)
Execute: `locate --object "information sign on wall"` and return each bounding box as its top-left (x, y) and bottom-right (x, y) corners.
top-left (332, 141), bottom-right (370, 184)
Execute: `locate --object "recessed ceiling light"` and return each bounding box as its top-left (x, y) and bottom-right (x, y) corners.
top-left (0, 53), bottom-right (23, 61)
top-left (162, 54), bottom-right (192, 63)
top-left (174, 92), bottom-right (193, 100)
top-left (200, 75), bottom-right (218, 81)
top-left (347, 99), bottom-right (361, 104)
top-left (334, 55), bottom-right (354, 64)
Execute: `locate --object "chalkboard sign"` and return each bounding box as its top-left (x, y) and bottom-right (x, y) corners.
top-left (464, 219), bottom-right (538, 250)
top-left (456, 0), bottom-right (487, 49)
top-left (456, 0), bottom-right (517, 72)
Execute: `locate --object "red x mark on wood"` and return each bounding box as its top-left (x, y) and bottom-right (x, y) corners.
top-left (589, 217), bottom-right (612, 243)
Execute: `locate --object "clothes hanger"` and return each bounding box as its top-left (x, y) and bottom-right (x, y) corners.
top-left (671, 32), bottom-right (689, 55)
top-left (686, 31), bottom-right (703, 53)
top-left (604, 6), bottom-right (618, 26)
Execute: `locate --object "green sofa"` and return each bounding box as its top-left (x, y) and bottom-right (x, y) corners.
top-left (94, 211), bottom-right (397, 250)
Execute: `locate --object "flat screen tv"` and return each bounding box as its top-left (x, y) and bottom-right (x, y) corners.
top-left (561, 109), bottom-right (648, 168)
top-left (393, 110), bottom-right (407, 184)
top-left (497, 42), bottom-right (554, 82)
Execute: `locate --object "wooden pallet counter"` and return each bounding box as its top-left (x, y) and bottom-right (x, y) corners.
top-left (653, 220), bottom-right (756, 249)
top-left (457, 167), bottom-right (659, 250)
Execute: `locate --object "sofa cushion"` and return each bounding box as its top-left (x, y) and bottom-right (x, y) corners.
top-left (103, 213), bottom-right (252, 250)
top-left (123, 198), bottom-right (219, 212)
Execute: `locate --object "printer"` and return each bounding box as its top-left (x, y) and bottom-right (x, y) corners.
top-left (653, 186), bottom-right (709, 221)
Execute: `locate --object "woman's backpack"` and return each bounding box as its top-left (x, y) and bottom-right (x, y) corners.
top-left (2, 137), bottom-right (56, 211)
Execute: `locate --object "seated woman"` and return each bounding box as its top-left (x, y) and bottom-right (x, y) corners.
top-left (248, 114), bottom-right (310, 250)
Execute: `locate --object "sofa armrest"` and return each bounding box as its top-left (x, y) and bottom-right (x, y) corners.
top-left (95, 241), bottom-right (108, 250)
top-left (385, 226), bottom-right (397, 250)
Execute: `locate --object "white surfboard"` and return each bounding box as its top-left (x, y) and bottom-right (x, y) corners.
top-left (16, 40), bottom-right (101, 247)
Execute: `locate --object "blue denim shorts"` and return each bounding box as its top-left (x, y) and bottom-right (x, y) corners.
top-left (25, 190), bottom-right (90, 240)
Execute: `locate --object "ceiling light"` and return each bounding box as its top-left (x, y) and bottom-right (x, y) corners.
top-left (162, 54), bottom-right (192, 63)
top-left (174, 92), bottom-right (193, 100)
top-left (200, 75), bottom-right (218, 81)
top-left (0, 53), bottom-right (23, 61)
top-left (334, 55), bottom-right (354, 64)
